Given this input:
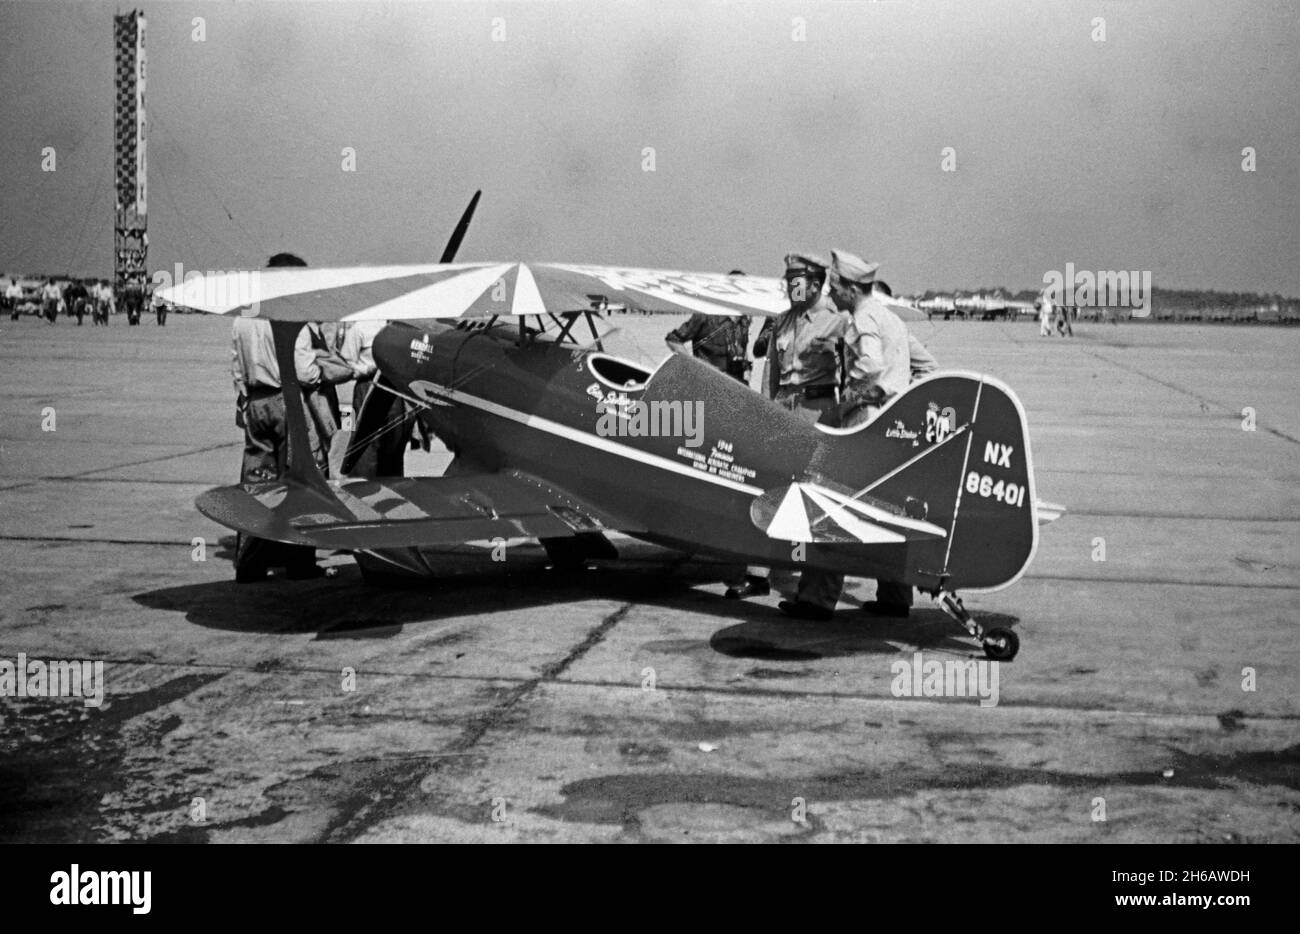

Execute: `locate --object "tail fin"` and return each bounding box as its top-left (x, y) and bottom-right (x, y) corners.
top-left (820, 373), bottom-right (1045, 592)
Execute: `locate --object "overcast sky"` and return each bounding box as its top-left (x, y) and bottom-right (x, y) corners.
top-left (2, 0), bottom-right (1297, 295)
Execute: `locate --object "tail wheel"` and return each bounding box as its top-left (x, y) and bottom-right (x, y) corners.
top-left (983, 628), bottom-right (1019, 661)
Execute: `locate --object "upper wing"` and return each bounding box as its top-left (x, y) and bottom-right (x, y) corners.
top-left (156, 261), bottom-right (790, 323)
top-left (197, 469), bottom-right (643, 551)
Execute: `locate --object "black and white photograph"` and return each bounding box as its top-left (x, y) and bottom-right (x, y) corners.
top-left (0, 0), bottom-right (1296, 877)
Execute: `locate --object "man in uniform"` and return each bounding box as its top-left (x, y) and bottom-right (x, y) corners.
top-left (66, 279), bottom-right (89, 326)
top-left (4, 277), bottom-right (22, 321)
top-left (778, 250), bottom-right (921, 621)
top-left (1056, 301), bottom-right (1074, 337)
top-left (91, 280), bottom-right (112, 325)
top-left (336, 318), bottom-right (388, 475)
top-left (230, 253), bottom-right (346, 581)
top-left (875, 280), bottom-right (939, 380)
top-left (761, 254), bottom-right (849, 413)
top-left (727, 251), bottom-right (848, 600)
top-left (666, 306), bottom-right (750, 382)
top-left (40, 279), bottom-right (61, 324)
top-left (120, 278), bottom-right (144, 325)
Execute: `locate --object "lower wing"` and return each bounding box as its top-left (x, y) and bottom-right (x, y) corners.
top-left (196, 469), bottom-right (641, 551)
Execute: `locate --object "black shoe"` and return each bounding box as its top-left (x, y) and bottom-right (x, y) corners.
top-left (778, 599), bottom-right (834, 621)
top-left (861, 601), bottom-right (909, 618)
top-left (725, 576), bottom-right (771, 599)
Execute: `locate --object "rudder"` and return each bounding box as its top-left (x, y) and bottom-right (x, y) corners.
top-left (824, 373), bottom-right (1038, 591)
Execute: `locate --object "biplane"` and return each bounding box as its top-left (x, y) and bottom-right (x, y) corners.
top-left (159, 195), bottom-right (1062, 660)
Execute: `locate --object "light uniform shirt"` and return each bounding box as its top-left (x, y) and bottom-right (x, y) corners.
top-left (770, 296), bottom-right (849, 389)
top-left (5, 282), bottom-right (22, 300)
top-left (337, 320), bottom-right (386, 379)
top-left (231, 318), bottom-right (322, 395)
top-left (41, 283), bottom-right (61, 302)
top-left (844, 292), bottom-right (912, 403)
top-left (908, 333), bottom-right (939, 380)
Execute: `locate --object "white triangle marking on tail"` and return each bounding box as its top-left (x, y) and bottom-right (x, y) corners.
top-left (802, 486), bottom-right (906, 544)
top-left (768, 485), bottom-right (812, 542)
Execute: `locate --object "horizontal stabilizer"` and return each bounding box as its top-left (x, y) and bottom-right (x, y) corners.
top-left (751, 481), bottom-right (948, 545)
top-left (1035, 499), bottom-right (1066, 526)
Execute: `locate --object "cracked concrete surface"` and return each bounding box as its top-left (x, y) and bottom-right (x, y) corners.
top-left (1, 316), bottom-right (1296, 842)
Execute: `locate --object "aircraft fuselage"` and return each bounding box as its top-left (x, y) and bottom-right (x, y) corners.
top-left (370, 322), bottom-right (908, 578)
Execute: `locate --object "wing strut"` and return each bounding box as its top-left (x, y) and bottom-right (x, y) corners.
top-left (270, 320), bottom-right (331, 494)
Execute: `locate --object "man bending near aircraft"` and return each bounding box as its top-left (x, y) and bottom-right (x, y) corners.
top-left (665, 292), bottom-right (752, 382)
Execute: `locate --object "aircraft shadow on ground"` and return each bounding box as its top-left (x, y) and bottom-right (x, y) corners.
top-left (131, 547), bottom-right (756, 639)
top-left (708, 610), bottom-right (1018, 661)
top-left (132, 542), bottom-right (1015, 658)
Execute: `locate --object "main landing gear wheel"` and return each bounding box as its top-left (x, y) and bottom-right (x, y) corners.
top-left (982, 627), bottom-right (1019, 661)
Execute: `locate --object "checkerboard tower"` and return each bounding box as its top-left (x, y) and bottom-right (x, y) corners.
top-left (113, 11), bottom-right (147, 298)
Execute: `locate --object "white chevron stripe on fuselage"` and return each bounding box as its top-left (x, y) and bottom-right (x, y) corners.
top-left (405, 380), bottom-right (767, 497)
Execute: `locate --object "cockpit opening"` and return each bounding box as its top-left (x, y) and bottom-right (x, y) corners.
top-left (587, 353), bottom-right (651, 391)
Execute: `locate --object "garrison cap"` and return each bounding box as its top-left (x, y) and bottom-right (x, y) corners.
top-left (783, 252), bottom-right (829, 277)
top-left (830, 249), bottom-right (879, 286)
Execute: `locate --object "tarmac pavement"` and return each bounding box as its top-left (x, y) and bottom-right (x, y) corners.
top-left (1, 313), bottom-right (1296, 842)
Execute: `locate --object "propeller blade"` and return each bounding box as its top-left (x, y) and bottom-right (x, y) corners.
top-left (439, 190), bottom-right (482, 263)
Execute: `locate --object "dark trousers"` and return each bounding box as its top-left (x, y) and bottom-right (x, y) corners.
top-left (725, 359), bottom-right (749, 382)
top-left (774, 385), bottom-right (836, 421)
top-left (793, 391), bottom-right (912, 612)
top-left (875, 579), bottom-right (914, 607)
top-left (752, 388), bottom-right (845, 602)
top-left (343, 379), bottom-right (409, 478)
top-left (236, 390), bottom-right (315, 576)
